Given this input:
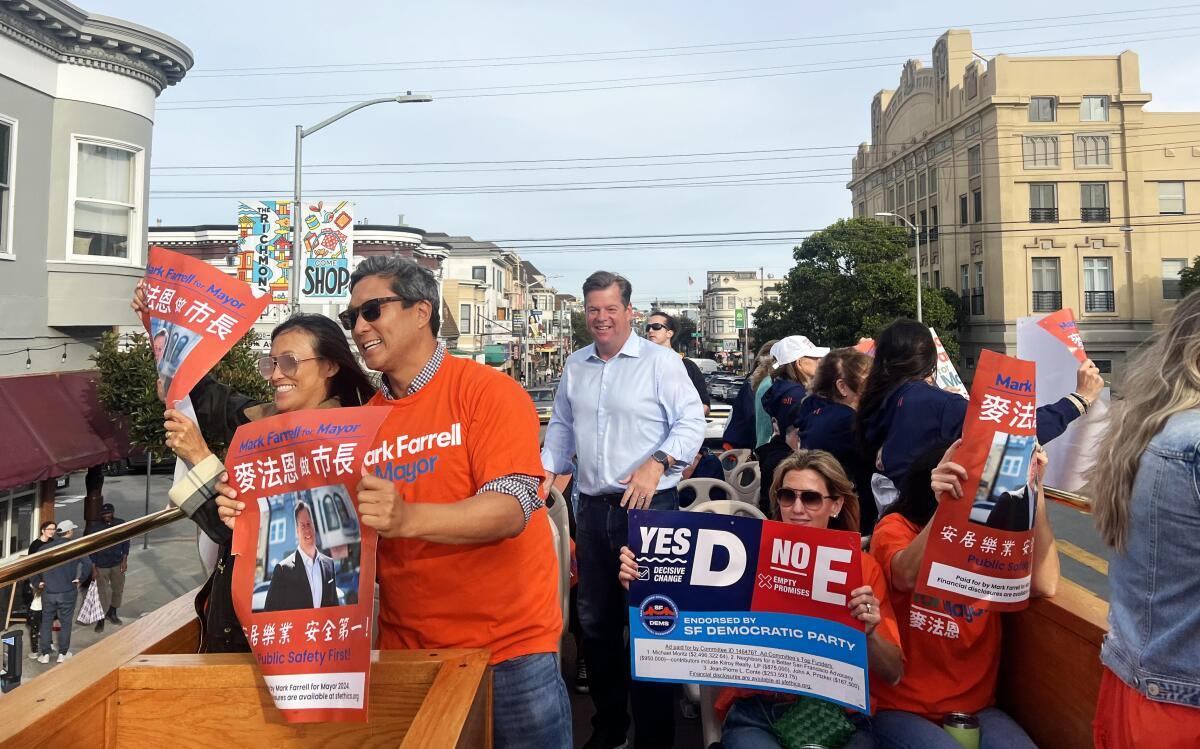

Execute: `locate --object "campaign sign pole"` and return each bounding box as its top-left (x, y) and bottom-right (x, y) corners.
top-left (916, 349), bottom-right (1040, 612)
top-left (627, 510), bottom-right (870, 712)
top-left (227, 406), bottom-right (389, 723)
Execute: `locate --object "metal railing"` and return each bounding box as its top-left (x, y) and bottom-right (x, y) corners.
top-left (1081, 207), bottom-right (1110, 223)
top-left (1030, 207), bottom-right (1059, 223)
top-left (1032, 290), bottom-right (1062, 312)
top-left (0, 506), bottom-right (185, 588)
top-left (1085, 290), bottom-right (1116, 313)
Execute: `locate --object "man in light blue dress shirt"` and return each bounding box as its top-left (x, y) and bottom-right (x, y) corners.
top-left (542, 270), bottom-right (705, 749)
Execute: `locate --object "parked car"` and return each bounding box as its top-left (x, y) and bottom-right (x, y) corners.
top-left (525, 386), bottom-right (556, 423)
top-left (710, 375), bottom-right (746, 401)
top-left (687, 357), bottom-right (721, 376)
top-left (704, 402), bottom-right (733, 444)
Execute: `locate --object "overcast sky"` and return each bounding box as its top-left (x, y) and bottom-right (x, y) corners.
top-left (90, 1), bottom-right (1200, 305)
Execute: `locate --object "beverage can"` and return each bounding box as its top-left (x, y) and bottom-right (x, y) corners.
top-left (942, 712), bottom-right (981, 749)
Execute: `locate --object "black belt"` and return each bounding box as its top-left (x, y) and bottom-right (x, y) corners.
top-left (581, 489), bottom-right (671, 508)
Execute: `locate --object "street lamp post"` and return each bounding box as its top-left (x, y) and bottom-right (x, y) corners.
top-left (292, 92), bottom-right (432, 308)
top-left (876, 211), bottom-right (923, 322)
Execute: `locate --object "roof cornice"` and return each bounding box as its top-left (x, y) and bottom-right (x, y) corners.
top-left (0, 0), bottom-right (193, 93)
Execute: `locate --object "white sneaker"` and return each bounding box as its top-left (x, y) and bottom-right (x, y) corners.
top-left (28, 651), bottom-right (40, 660)
top-left (37, 653), bottom-right (49, 664)
top-left (57, 651), bottom-right (72, 663)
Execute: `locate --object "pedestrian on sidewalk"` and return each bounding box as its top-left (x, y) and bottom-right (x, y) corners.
top-left (543, 271), bottom-right (705, 749)
top-left (30, 521), bottom-right (91, 664)
top-left (24, 520), bottom-right (57, 658)
top-left (86, 502), bottom-right (129, 632)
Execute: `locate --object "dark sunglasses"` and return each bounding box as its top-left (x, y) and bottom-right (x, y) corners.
top-left (257, 353), bottom-right (322, 379)
top-left (645, 323), bottom-right (670, 332)
top-left (777, 488), bottom-right (837, 510)
top-left (338, 296), bottom-right (407, 331)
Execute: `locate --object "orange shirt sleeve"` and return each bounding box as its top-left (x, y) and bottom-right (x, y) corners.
top-left (862, 553), bottom-right (902, 651)
top-left (868, 514), bottom-right (917, 588)
top-left (463, 366), bottom-right (545, 489)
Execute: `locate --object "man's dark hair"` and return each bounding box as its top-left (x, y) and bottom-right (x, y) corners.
top-left (582, 271), bottom-right (632, 307)
top-left (349, 255), bottom-right (441, 337)
top-left (294, 501), bottom-right (313, 522)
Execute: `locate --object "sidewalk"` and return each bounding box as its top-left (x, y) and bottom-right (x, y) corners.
top-left (16, 471), bottom-right (209, 685)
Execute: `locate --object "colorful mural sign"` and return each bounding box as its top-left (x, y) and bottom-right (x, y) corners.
top-left (237, 200), bottom-right (294, 305)
top-left (300, 200), bottom-right (354, 303)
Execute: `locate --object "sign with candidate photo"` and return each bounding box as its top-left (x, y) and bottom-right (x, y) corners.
top-left (227, 407), bottom-right (389, 723)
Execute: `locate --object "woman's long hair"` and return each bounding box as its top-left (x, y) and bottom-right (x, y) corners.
top-left (811, 348), bottom-right (872, 403)
top-left (749, 339), bottom-right (779, 390)
top-left (272, 314), bottom-right (375, 406)
top-left (855, 319), bottom-right (937, 456)
top-left (768, 449), bottom-right (860, 533)
top-left (1094, 292), bottom-right (1200, 550)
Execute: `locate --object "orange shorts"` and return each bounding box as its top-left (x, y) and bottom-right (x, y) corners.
top-left (1093, 667), bottom-right (1200, 749)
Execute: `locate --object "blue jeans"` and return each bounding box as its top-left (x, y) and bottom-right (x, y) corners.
top-left (871, 708), bottom-right (1035, 749)
top-left (40, 591), bottom-right (76, 654)
top-left (722, 696), bottom-right (877, 749)
top-left (492, 652), bottom-right (572, 749)
top-left (577, 488), bottom-right (678, 746)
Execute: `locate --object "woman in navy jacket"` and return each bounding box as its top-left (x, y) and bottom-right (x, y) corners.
top-left (856, 319), bottom-right (1104, 490)
top-left (795, 347), bottom-right (877, 534)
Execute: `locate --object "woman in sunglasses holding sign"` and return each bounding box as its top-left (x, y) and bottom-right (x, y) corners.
top-left (618, 450), bottom-right (904, 748)
top-left (133, 283), bottom-right (374, 651)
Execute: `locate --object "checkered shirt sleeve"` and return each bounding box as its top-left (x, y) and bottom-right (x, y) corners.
top-left (479, 473), bottom-right (544, 526)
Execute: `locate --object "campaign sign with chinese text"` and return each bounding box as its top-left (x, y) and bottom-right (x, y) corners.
top-left (228, 407), bottom-right (389, 723)
top-left (237, 200), bottom-right (295, 305)
top-left (917, 349), bottom-right (1039, 612)
top-left (142, 246), bottom-right (270, 408)
top-left (1035, 308), bottom-right (1087, 363)
top-left (299, 200), bottom-right (354, 303)
top-left (1017, 309), bottom-right (1110, 491)
top-left (930, 327), bottom-right (969, 399)
top-left (628, 510), bottom-right (870, 712)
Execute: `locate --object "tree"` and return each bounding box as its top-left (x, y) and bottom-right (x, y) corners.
top-left (94, 329), bottom-right (271, 461)
top-left (1178, 255), bottom-right (1200, 298)
top-left (674, 315), bottom-right (698, 355)
top-left (754, 217), bottom-right (961, 361)
top-left (570, 310), bottom-right (593, 350)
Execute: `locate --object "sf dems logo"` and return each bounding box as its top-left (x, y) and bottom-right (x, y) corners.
top-left (639, 595), bottom-right (679, 636)
top-left (363, 423), bottom-right (462, 483)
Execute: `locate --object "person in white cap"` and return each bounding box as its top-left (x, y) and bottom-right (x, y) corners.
top-left (760, 335), bottom-right (830, 435)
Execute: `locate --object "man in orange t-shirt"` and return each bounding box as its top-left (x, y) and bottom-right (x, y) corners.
top-left (347, 257), bottom-right (570, 749)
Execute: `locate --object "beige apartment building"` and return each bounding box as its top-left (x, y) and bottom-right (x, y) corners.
top-left (848, 29), bottom-right (1200, 384)
top-left (699, 270), bottom-right (783, 363)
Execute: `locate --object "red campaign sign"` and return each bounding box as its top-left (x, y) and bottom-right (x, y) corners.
top-left (750, 521), bottom-right (864, 631)
top-left (916, 349), bottom-right (1039, 612)
top-left (227, 407), bottom-right (389, 723)
top-left (142, 246), bottom-right (270, 407)
top-left (1036, 308), bottom-right (1087, 363)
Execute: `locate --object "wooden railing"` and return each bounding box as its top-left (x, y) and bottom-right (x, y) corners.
top-left (0, 588), bottom-right (492, 748)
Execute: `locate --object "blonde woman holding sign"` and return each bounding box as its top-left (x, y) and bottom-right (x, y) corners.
top-left (618, 450), bottom-right (903, 748)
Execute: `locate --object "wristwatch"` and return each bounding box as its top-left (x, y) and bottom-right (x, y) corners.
top-left (652, 450), bottom-right (672, 469)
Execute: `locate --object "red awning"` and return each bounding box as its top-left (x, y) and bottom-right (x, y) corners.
top-left (0, 371), bottom-right (128, 490)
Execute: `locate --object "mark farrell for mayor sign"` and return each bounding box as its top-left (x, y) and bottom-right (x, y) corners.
top-left (627, 510), bottom-right (870, 712)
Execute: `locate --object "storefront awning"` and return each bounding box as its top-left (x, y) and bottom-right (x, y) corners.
top-left (0, 371), bottom-right (128, 490)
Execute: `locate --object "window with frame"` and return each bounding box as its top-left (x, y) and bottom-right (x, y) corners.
top-left (897, 181), bottom-right (906, 206)
top-left (716, 319), bottom-right (725, 334)
top-left (494, 268), bottom-right (505, 292)
top-left (1084, 257), bottom-right (1115, 312)
top-left (975, 261), bottom-right (984, 289)
top-left (1074, 135), bottom-right (1110, 167)
top-left (928, 167), bottom-right (938, 196)
top-left (460, 303), bottom-right (472, 333)
top-left (1080, 96), bottom-right (1109, 122)
top-left (972, 189), bottom-right (983, 223)
top-left (968, 145), bottom-right (982, 177)
top-left (1031, 257), bottom-right (1062, 312)
top-left (471, 265), bottom-right (487, 282)
top-left (960, 264), bottom-right (970, 294)
top-left (887, 187), bottom-right (896, 211)
top-left (1081, 183), bottom-right (1109, 222)
top-left (0, 119), bottom-right (10, 255)
top-left (959, 194), bottom-right (968, 225)
top-left (1029, 97), bottom-right (1057, 122)
top-left (714, 296), bottom-right (724, 310)
top-left (1162, 258), bottom-right (1187, 300)
top-left (71, 140), bottom-right (139, 260)
top-left (1022, 136), bottom-right (1060, 168)
top-left (1030, 183), bottom-right (1058, 222)
top-left (1158, 182), bottom-right (1185, 214)
top-left (917, 173), bottom-right (927, 198)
